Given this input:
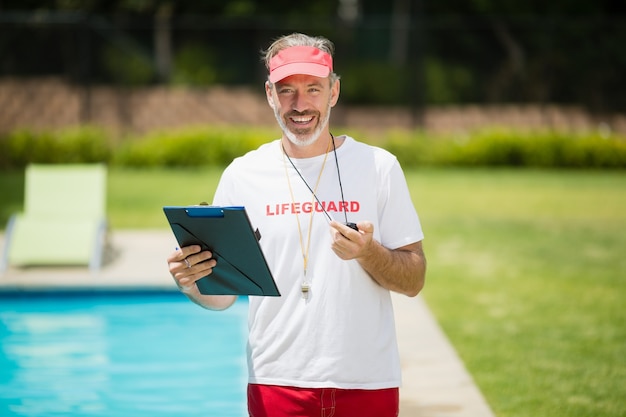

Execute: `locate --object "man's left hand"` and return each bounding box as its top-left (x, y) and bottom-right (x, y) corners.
top-left (329, 220), bottom-right (374, 260)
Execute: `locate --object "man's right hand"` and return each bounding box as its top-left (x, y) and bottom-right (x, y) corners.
top-left (167, 245), bottom-right (216, 293)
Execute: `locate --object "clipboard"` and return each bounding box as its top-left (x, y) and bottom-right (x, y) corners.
top-left (163, 205), bottom-right (280, 297)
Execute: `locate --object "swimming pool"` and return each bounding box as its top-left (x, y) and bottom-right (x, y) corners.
top-left (0, 291), bottom-right (249, 417)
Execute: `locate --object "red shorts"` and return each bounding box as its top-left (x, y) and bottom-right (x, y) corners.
top-left (247, 384), bottom-right (399, 417)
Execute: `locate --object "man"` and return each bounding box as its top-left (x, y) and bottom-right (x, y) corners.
top-left (167, 32), bottom-right (426, 417)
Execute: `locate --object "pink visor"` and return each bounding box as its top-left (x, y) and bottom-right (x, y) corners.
top-left (268, 46), bottom-right (333, 83)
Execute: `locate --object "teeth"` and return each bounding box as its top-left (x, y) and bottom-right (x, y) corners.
top-left (292, 116), bottom-right (313, 123)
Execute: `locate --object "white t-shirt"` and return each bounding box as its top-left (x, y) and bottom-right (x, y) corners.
top-left (212, 135), bottom-right (423, 389)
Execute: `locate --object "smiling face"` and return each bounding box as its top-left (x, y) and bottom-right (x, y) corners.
top-left (266, 74), bottom-right (340, 149)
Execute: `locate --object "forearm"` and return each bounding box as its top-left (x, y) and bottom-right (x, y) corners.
top-left (180, 286), bottom-right (237, 311)
top-left (356, 240), bottom-right (426, 297)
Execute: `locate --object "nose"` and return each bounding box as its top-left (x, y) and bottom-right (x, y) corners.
top-left (291, 91), bottom-right (309, 113)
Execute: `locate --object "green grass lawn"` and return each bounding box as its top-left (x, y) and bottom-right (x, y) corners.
top-left (1, 167), bottom-right (624, 416)
top-left (408, 169), bottom-right (626, 417)
top-left (105, 167), bottom-right (223, 229)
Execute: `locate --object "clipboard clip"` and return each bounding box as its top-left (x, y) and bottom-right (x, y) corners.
top-left (194, 203), bottom-right (261, 241)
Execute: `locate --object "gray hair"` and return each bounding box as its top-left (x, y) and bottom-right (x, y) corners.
top-left (262, 33), bottom-right (340, 84)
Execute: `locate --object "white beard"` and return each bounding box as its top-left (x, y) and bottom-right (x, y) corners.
top-left (273, 98), bottom-right (332, 148)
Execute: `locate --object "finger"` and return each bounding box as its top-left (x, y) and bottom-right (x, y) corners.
top-left (176, 260), bottom-right (216, 285)
top-left (167, 245), bottom-right (199, 263)
top-left (330, 244), bottom-right (351, 260)
top-left (179, 245), bottom-right (203, 259)
top-left (184, 250), bottom-right (215, 269)
top-left (168, 248), bottom-right (198, 276)
top-left (329, 221), bottom-right (354, 237)
top-left (357, 221), bottom-right (374, 234)
top-left (171, 257), bottom-right (216, 280)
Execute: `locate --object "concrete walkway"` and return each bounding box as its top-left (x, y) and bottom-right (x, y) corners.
top-left (0, 230), bottom-right (495, 417)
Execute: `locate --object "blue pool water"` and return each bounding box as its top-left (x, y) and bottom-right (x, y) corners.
top-left (0, 291), bottom-right (249, 417)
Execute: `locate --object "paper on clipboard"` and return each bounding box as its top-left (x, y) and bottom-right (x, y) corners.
top-left (163, 205), bottom-right (280, 296)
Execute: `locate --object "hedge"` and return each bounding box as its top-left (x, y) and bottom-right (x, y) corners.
top-left (0, 126), bottom-right (111, 170)
top-left (1, 125), bottom-right (625, 170)
top-left (112, 126), bottom-right (276, 167)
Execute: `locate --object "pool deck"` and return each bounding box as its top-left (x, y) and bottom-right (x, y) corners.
top-left (0, 230), bottom-right (496, 417)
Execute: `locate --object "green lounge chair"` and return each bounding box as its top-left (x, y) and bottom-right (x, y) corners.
top-left (0, 164), bottom-right (108, 273)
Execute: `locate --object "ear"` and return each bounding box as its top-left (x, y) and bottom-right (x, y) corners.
top-left (265, 81), bottom-right (275, 109)
top-left (329, 79), bottom-right (340, 108)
